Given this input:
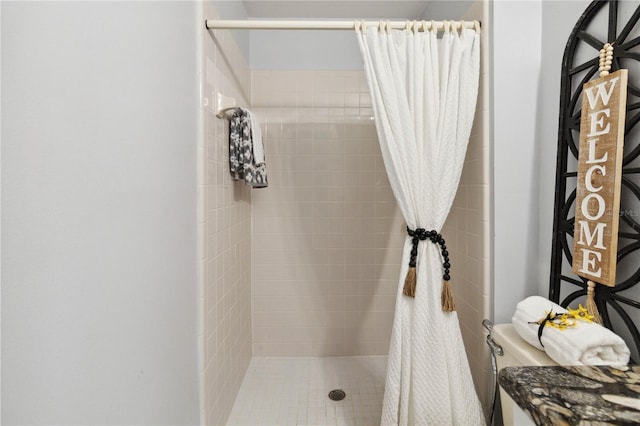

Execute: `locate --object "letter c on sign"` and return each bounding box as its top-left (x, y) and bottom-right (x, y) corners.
top-left (585, 164), bottom-right (606, 192)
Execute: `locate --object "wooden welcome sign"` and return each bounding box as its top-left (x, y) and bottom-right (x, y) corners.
top-left (572, 69), bottom-right (628, 286)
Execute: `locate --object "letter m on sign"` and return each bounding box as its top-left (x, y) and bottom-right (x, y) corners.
top-left (572, 69), bottom-right (628, 286)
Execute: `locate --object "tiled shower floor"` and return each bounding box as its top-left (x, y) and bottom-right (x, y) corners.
top-left (226, 356), bottom-right (388, 426)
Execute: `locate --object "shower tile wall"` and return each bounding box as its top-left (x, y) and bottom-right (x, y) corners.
top-left (199, 3), bottom-right (252, 424)
top-left (441, 0), bottom-right (492, 414)
top-left (250, 70), bottom-right (405, 356)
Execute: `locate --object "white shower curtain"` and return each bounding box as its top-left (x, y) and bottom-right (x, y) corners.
top-left (356, 23), bottom-right (484, 425)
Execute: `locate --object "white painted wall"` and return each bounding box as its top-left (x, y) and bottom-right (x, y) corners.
top-left (537, 0), bottom-right (592, 296)
top-left (251, 29), bottom-right (363, 69)
top-left (213, 0), bottom-right (251, 61)
top-left (248, 1), bottom-right (474, 70)
top-left (1, 2), bottom-right (200, 424)
top-left (492, 0), bottom-right (601, 324)
top-left (491, 0), bottom-right (543, 323)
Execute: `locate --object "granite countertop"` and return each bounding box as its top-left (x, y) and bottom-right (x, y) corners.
top-left (498, 365), bottom-right (640, 425)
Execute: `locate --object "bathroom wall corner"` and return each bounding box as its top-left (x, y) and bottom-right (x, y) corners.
top-left (441, 0), bottom-right (493, 416)
top-left (199, 1), bottom-right (253, 424)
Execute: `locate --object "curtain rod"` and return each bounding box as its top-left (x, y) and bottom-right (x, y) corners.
top-left (205, 19), bottom-right (480, 32)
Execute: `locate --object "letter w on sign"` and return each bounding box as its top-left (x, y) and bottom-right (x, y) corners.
top-left (572, 69), bottom-right (627, 286)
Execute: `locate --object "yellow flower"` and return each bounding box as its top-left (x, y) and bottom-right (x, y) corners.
top-left (567, 304), bottom-right (594, 323)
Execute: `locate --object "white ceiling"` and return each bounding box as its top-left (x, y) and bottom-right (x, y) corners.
top-left (241, 1), bottom-right (474, 20)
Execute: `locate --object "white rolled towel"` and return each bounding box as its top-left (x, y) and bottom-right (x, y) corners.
top-left (512, 295), bottom-right (630, 366)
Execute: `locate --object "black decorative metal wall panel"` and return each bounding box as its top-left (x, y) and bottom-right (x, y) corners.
top-left (550, 0), bottom-right (640, 361)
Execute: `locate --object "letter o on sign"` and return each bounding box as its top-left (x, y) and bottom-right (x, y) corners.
top-left (581, 193), bottom-right (606, 221)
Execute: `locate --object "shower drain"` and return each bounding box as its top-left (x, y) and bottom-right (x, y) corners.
top-left (328, 389), bottom-right (346, 401)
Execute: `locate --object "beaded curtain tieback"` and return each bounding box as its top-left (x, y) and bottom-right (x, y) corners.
top-left (404, 227), bottom-right (455, 312)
